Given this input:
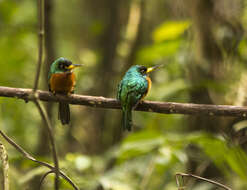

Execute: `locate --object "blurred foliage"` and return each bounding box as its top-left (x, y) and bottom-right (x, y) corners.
top-left (152, 20), bottom-right (191, 42)
top-left (0, 0), bottom-right (247, 190)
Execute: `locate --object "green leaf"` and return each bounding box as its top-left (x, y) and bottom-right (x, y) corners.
top-left (188, 133), bottom-right (247, 179)
top-left (65, 153), bottom-right (92, 171)
top-left (238, 39), bottom-right (247, 59)
top-left (118, 131), bottom-right (164, 161)
top-left (152, 20), bottom-right (191, 42)
top-left (136, 40), bottom-right (181, 64)
top-left (19, 167), bottom-right (48, 184)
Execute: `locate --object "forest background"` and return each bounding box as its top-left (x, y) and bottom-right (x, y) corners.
top-left (0, 0), bottom-right (247, 189)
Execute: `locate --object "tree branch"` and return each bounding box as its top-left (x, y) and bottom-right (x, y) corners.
top-left (32, 0), bottom-right (60, 188)
top-left (1, 86), bottom-right (247, 118)
top-left (175, 173), bottom-right (232, 190)
top-left (33, 0), bottom-right (45, 92)
top-left (39, 170), bottom-right (54, 190)
top-left (0, 129), bottom-right (79, 190)
top-left (33, 99), bottom-right (60, 189)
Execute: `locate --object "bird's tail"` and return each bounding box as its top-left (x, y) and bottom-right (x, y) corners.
top-left (58, 102), bottom-right (70, 125)
top-left (122, 108), bottom-right (132, 131)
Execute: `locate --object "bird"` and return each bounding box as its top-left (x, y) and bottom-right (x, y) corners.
top-left (48, 57), bottom-right (81, 125)
top-left (117, 65), bottom-right (161, 131)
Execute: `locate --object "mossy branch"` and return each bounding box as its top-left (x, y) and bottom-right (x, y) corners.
top-left (0, 86), bottom-right (247, 118)
top-left (0, 129), bottom-right (79, 190)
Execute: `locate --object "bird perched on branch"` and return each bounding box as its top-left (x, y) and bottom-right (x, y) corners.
top-left (117, 65), bottom-right (161, 131)
top-left (48, 57), bottom-right (81, 125)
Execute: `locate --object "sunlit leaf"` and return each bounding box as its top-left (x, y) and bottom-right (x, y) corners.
top-left (136, 40), bottom-right (181, 64)
top-left (152, 20), bottom-right (191, 42)
top-left (75, 155), bottom-right (91, 171)
top-left (188, 133), bottom-right (247, 179)
top-left (238, 39), bottom-right (247, 59)
top-left (100, 176), bottom-right (133, 190)
top-left (65, 153), bottom-right (92, 171)
top-left (118, 130), bottom-right (164, 161)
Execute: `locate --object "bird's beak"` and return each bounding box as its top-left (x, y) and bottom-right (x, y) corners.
top-left (67, 64), bottom-right (82, 70)
top-left (146, 64), bottom-right (163, 73)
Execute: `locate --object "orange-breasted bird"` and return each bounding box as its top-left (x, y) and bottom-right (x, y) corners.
top-left (117, 65), bottom-right (161, 131)
top-left (48, 57), bottom-right (81, 125)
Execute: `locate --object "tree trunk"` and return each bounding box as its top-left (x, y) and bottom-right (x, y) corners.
top-left (186, 0), bottom-right (243, 186)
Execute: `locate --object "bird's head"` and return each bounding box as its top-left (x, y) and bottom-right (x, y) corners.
top-left (50, 57), bottom-right (81, 74)
top-left (130, 65), bottom-right (162, 76)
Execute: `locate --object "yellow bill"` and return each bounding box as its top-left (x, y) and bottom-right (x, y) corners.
top-left (146, 64), bottom-right (163, 73)
top-left (67, 64), bottom-right (82, 70)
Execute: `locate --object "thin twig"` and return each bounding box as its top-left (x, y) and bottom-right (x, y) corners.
top-left (0, 129), bottom-right (79, 190)
top-left (175, 173), bottom-right (232, 190)
top-left (33, 99), bottom-right (60, 189)
top-left (0, 142), bottom-right (9, 190)
top-left (33, 0), bottom-right (60, 188)
top-left (39, 170), bottom-right (54, 190)
top-left (175, 173), bottom-right (185, 190)
top-left (185, 161), bottom-right (210, 188)
top-left (1, 86), bottom-right (247, 118)
top-left (33, 0), bottom-right (44, 92)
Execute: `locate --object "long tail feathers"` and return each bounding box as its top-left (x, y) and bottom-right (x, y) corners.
top-left (58, 102), bottom-right (70, 125)
top-left (122, 108), bottom-right (132, 131)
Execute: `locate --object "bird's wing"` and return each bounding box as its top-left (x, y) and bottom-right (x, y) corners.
top-left (123, 79), bottom-right (148, 109)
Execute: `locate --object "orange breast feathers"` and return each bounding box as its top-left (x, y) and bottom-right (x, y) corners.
top-left (146, 76), bottom-right (152, 94)
top-left (141, 76), bottom-right (152, 100)
top-left (50, 72), bottom-right (76, 94)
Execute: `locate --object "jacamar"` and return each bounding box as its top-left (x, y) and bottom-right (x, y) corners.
top-left (117, 65), bottom-right (161, 131)
top-left (48, 57), bottom-right (81, 125)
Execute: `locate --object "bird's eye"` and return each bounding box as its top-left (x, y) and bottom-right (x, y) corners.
top-left (140, 68), bottom-right (147, 74)
top-left (58, 63), bottom-right (66, 70)
top-left (58, 63), bottom-right (62, 69)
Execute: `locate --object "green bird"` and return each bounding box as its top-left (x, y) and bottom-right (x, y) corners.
top-left (48, 57), bottom-right (81, 125)
top-left (117, 65), bottom-right (161, 131)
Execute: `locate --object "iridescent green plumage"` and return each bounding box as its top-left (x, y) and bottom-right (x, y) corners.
top-left (48, 57), bottom-right (72, 80)
top-left (117, 65), bottom-right (159, 131)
